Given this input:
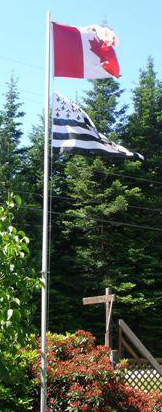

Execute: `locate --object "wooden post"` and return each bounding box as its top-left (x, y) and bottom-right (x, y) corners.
top-left (105, 287), bottom-right (111, 346)
top-left (110, 350), bottom-right (119, 365)
top-left (118, 325), bottom-right (122, 358)
top-left (83, 290), bottom-right (115, 346)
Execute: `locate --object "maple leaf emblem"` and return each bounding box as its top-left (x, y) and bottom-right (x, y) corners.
top-left (89, 37), bottom-right (120, 78)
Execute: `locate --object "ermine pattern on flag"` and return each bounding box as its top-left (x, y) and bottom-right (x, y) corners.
top-left (52, 92), bottom-right (144, 160)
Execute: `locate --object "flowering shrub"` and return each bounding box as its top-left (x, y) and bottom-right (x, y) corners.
top-left (23, 330), bottom-right (160, 412)
top-left (152, 396), bottom-right (162, 412)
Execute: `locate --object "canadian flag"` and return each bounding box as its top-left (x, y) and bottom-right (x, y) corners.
top-left (52, 22), bottom-right (120, 79)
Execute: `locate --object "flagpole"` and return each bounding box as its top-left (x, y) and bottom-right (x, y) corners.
top-left (40, 11), bottom-right (51, 412)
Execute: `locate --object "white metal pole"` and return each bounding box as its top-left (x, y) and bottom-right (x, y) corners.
top-left (40, 11), bottom-right (51, 412)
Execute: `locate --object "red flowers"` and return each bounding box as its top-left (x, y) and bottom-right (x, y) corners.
top-left (25, 330), bottom-right (160, 412)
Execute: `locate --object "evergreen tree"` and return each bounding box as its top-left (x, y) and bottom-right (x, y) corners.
top-left (0, 76), bottom-right (42, 267)
top-left (48, 70), bottom-right (162, 355)
top-left (47, 79), bottom-right (142, 341)
top-left (20, 115), bottom-right (44, 249)
top-left (0, 75), bottom-right (25, 194)
top-left (17, 116), bottom-right (45, 325)
top-left (82, 78), bottom-right (127, 137)
top-left (18, 67), bottom-right (162, 356)
top-left (22, 114), bottom-right (73, 328)
top-left (124, 57), bottom-right (162, 159)
top-left (117, 57), bottom-right (162, 354)
top-left (0, 79), bottom-right (44, 330)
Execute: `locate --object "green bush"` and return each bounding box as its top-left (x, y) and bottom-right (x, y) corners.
top-left (0, 195), bottom-right (40, 412)
top-left (1, 329), bottom-right (161, 411)
top-left (24, 330), bottom-right (159, 412)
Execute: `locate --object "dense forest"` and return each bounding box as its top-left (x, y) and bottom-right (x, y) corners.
top-left (1, 57), bottom-right (162, 357)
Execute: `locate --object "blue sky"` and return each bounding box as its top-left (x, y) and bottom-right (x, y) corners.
top-left (0, 0), bottom-right (162, 146)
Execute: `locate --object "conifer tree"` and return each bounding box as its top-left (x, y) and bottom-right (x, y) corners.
top-left (83, 78), bottom-right (127, 137)
top-left (20, 67), bottom-right (162, 355)
top-left (47, 71), bottom-right (162, 355)
top-left (0, 75), bottom-right (25, 194)
top-left (47, 78), bottom-right (143, 341)
top-left (118, 57), bottom-right (162, 354)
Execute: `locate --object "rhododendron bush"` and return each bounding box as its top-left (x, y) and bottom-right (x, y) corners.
top-left (24, 330), bottom-right (160, 412)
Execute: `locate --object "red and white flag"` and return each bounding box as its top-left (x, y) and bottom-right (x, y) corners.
top-left (52, 22), bottom-right (120, 79)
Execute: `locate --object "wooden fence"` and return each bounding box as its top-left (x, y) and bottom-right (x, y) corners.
top-left (124, 358), bottom-right (162, 391)
top-left (118, 319), bottom-right (162, 392)
top-left (82, 289), bottom-right (162, 392)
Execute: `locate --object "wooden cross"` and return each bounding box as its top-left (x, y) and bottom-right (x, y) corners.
top-left (83, 288), bottom-right (115, 347)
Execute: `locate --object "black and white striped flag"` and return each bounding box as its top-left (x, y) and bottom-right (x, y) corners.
top-left (52, 91), bottom-right (144, 160)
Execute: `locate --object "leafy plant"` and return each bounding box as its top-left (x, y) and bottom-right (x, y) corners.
top-left (24, 330), bottom-right (160, 412)
top-left (0, 194), bottom-right (40, 411)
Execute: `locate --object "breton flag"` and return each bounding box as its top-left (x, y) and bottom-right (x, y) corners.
top-left (52, 91), bottom-right (144, 160)
top-left (52, 23), bottom-right (120, 79)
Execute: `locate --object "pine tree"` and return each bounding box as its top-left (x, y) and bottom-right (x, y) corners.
top-left (19, 68), bottom-right (162, 356)
top-left (118, 57), bottom-right (162, 354)
top-left (0, 75), bottom-right (25, 194)
top-left (82, 78), bottom-right (127, 137)
top-left (47, 78), bottom-right (142, 341)
top-left (48, 71), bottom-right (162, 355)
top-left (22, 113), bottom-right (72, 328)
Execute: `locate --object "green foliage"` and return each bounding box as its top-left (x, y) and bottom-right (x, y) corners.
top-left (0, 194), bottom-right (40, 409)
top-left (118, 57), bottom-right (162, 353)
top-left (16, 59), bottom-right (162, 357)
top-left (0, 349), bottom-right (37, 412)
top-left (32, 67), bottom-right (161, 354)
top-left (82, 78), bottom-right (127, 135)
top-left (0, 75), bottom-right (25, 193)
top-left (0, 194), bottom-right (39, 347)
top-left (1, 65), bottom-right (162, 408)
top-left (1, 59), bottom-right (162, 362)
top-left (23, 330), bottom-right (159, 412)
